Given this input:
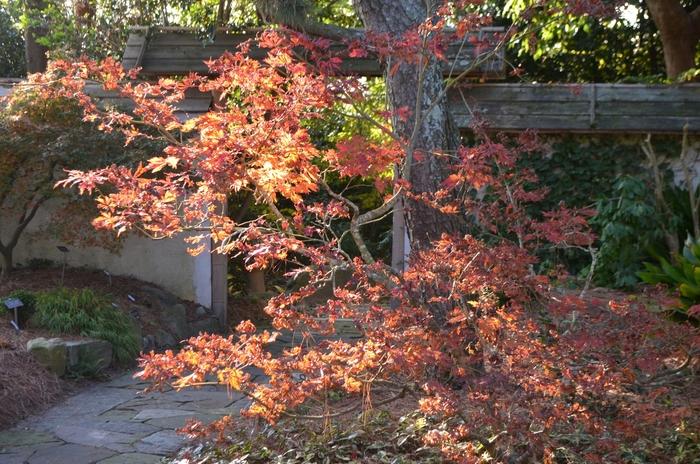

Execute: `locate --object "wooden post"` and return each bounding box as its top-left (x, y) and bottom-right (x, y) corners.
top-left (210, 201), bottom-right (228, 329)
top-left (211, 243), bottom-right (228, 329)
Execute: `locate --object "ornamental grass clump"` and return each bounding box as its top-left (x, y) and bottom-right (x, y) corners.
top-left (32, 287), bottom-right (139, 364)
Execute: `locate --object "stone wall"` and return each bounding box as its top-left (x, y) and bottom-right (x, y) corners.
top-left (2, 198), bottom-right (212, 307)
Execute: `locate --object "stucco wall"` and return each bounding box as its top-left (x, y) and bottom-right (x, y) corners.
top-left (2, 199), bottom-right (212, 306)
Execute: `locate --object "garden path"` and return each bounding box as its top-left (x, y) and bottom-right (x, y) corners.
top-left (0, 370), bottom-right (255, 464)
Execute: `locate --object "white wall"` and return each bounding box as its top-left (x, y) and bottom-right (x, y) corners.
top-left (2, 198), bottom-right (212, 306)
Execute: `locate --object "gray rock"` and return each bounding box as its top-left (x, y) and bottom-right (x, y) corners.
top-left (161, 304), bottom-right (188, 341)
top-left (195, 306), bottom-right (208, 317)
top-left (140, 285), bottom-right (178, 307)
top-left (27, 337), bottom-right (67, 376)
top-left (154, 330), bottom-right (177, 349)
top-left (188, 316), bottom-right (221, 336)
top-left (27, 337), bottom-right (114, 376)
top-left (142, 335), bottom-right (156, 352)
top-left (65, 338), bottom-right (113, 371)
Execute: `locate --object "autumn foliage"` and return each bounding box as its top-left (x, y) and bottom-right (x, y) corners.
top-left (34, 3), bottom-right (700, 461)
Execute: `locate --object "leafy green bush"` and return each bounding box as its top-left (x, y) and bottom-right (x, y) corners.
top-left (31, 288), bottom-right (139, 364)
top-left (638, 235), bottom-right (700, 321)
top-left (591, 176), bottom-right (669, 288)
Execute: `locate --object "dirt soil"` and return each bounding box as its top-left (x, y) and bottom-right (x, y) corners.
top-left (0, 266), bottom-right (203, 333)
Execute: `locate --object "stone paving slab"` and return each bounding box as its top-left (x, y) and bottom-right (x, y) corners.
top-left (132, 431), bottom-right (184, 456)
top-left (0, 370), bottom-right (249, 464)
top-left (27, 443), bottom-right (115, 464)
top-left (97, 453), bottom-right (163, 464)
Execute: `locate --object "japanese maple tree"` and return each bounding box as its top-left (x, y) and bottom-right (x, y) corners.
top-left (34, 2), bottom-right (700, 461)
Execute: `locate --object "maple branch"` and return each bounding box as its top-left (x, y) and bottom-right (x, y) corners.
top-left (320, 177), bottom-right (375, 264)
top-left (279, 386), bottom-right (408, 420)
top-left (637, 348), bottom-right (698, 388)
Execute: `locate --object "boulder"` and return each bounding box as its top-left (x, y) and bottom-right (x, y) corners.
top-left (154, 330), bottom-right (177, 349)
top-left (27, 337), bottom-right (114, 376)
top-left (140, 285), bottom-right (179, 307)
top-left (27, 338), bottom-right (67, 376)
top-left (64, 338), bottom-right (113, 371)
top-left (161, 303), bottom-right (189, 340)
top-left (188, 316), bottom-right (221, 337)
top-left (142, 334), bottom-right (157, 352)
top-left (195, 306), bottom-right (208, 317)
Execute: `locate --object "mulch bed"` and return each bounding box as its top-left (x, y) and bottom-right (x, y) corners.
top-left (0, 324), bottom-right (64, 430)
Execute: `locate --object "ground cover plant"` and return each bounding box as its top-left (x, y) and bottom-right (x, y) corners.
top-left (29, 287), bottom-right (140, 364)
top-left (26, 2), bottom-right (700, 462)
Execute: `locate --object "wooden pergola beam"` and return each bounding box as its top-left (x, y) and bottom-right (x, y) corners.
top-left (122, 26), bottom-right (506, 78)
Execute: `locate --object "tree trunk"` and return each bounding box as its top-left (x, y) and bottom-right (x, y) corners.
top-left (0, 246), bottom-right (13, 280)
top-left (247, 269), bottom-right (266, 295)
top-left (24, 0), bottom-right (48, 74)
top-left (645, 0), bottom-right (700, 78)
top-left (352, 0), bottom-right (463, 254)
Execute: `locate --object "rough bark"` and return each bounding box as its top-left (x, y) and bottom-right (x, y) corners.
top-left (24, 0), bottom-right (48, 74)
top-left (0, 247), bottom-right (12, 279)
top-left (352, 0), bottom-right (463, 254)
top-left (645, 0), bottom-right (700, 78)
top-left (255, 0), bottom-right (363, 40)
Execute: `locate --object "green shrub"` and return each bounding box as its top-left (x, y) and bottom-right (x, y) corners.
top-left (591, 176), bottom-right (669, 288)
top-left (31, 288), bottom-right (139, 364)
top-left (638, 235), bottom-right (700, 321)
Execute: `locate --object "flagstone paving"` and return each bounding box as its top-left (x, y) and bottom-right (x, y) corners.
top-left (0, 372), bottom-right (253, 464)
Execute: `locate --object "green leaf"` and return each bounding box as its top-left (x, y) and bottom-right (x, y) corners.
top-left (660, 257), bottom-right (688, 284)
top-left (679, 283), bottom-right (700, 299)
top-left (683, 246), bottom-right (700, 265)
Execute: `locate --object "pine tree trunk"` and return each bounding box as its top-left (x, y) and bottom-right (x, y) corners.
top-left (645, 0), bottom-right (700, 78)
top-left (353, 0), bottom-right (463, 257)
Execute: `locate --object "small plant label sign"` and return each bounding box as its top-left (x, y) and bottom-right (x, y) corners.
top-left (4, 298), bottom-right (23, 310)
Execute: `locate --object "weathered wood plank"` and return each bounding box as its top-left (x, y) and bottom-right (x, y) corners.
top-left (123, 27), bottom-right (506, 78)
top-left (453, 101), bottom-right (590, 116)
top-left (122, 28), bottom-right (149, 69)
top-left (7, 77), bottom-right (698, 133)
top-left (595, 84), bottom-right (700, 102)
top-left (592, 116), bottom-right (700, 132)
top-left (596, 101), bottom-right (699, 118)
top-left (452, 114), bottom-right (594, 131)
top-left (452, 83), bottom-right (700, 133)
top-left (455, 83), bottom-right (700, 103)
